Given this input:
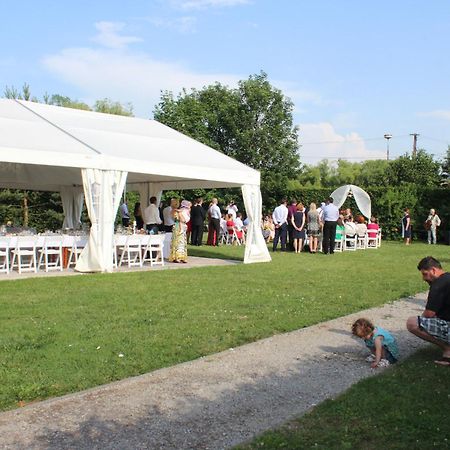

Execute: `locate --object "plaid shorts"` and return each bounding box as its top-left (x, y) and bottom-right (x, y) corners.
top-left (418, 317), bottom-right (450, 344)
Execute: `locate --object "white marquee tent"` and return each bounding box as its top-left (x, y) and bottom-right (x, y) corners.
top-left (0, 99), bottom-right (271, 272)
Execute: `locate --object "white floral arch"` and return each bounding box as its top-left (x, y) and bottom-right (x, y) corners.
top-left (330, 184), bottom-right (371, 219)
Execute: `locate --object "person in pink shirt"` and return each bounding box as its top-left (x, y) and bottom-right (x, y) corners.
top-left (367, 216), bottom-right (379, 238)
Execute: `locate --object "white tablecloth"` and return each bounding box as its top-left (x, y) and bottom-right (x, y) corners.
top-left (0, 235), bottom-right (88, 249)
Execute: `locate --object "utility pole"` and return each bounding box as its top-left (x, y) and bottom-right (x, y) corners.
top-left (410, 133), bottom-right (419, 157)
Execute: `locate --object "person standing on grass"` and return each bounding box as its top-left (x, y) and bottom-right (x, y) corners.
top-left (407, 256), bottom-right (450, 366)
top-left (322, 197), bottom-right (339, 254)
top-left (425, 208), bottom-right (441, 245)
top-left (208, 198), bottom-right (221, 246)
top-left (272, 198), bottom-right (288, 252)
top-left (307, 202), bottom-right (320, 253)
top-left (190, 197), bottom-right (206, 246)
top-left (291, 202), bottom-right (306, 253)
top-left (401, 208), bottom-right (412, 245)
top-left (287, 199), bottom-right (297, 251)
top-left (169, 200), bottom-right (191, 263)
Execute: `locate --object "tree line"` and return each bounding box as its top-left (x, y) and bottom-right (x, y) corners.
top-left (1, 75), bottom-right (450, 241)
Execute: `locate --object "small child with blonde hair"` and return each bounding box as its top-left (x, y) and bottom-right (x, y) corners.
top-left (352, 318), bottom-right (399, 368)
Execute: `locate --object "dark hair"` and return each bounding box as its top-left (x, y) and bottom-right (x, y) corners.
top-left (328, 196), bottom-right (334, 203)
top-left (417, 256), bottom-right (442, 271)
top-left (150, 196), bottom-right (157, 204)
top-left (281, 198), bottom-right (287, 204)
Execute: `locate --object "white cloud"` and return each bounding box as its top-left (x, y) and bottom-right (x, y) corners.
top-left (173, 0), bottom-right (250, 10)
top-left (419, 110), bottom-right (450, 121)
top-left (92, 22), bottom-right (142, 49)
top-left (299, 122), bottom-right (386, 164)
top-left (147, 16), bottom-right (197, 33)
top-left (42, 47), bottom-right (240, 117)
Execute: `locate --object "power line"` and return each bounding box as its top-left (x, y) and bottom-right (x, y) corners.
top-left (299, 134), bottom-right (411, 146)
top-left (420, 135), bottom-right (449, 144)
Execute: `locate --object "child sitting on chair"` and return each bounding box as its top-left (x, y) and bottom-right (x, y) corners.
top-left (351, 318), bottom-right (399, 368)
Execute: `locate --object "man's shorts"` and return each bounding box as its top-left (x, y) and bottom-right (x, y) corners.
top-left (418, 317), bottom-right (450, 344)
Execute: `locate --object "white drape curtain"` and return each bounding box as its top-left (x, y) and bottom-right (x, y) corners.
top-left (73, 188), bottom-right (85, 228)
top-left (330, 184), bottom-right (371, 219)
top-left (241, 184), bottom-right (271, 264)
top-left (60, 186), bottom-right (84, 229)
top-left (136, 182), bottom-right (163, 207)
top-left (75, 168), bottom-right (127, 273)
top-left (60, 187), bottom-right (74, 229)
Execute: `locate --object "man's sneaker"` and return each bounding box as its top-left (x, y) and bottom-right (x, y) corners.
top-left (377, 359), bottom-right (390, 368)
top-left (365, 354), bottom-right (376, 362)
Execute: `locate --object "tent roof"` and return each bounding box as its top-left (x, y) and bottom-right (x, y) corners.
top-left (0, 99), bottom-right (260, 191)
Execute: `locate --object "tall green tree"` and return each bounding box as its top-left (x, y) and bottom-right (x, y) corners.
top-left (153, 72), bottom-right (301, 199)
top-left (388, 149), bottom-right (440, 186)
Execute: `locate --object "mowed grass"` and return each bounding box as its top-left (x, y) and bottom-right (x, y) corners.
top-left (236, 346), bottom-right (450, 450)
top-left (0, 242), bottom-right (448, 411)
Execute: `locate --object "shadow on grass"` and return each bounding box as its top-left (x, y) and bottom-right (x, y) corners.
top-left (188, 246), bottom-right (244, 261)
top-left (5, 331), bottom-right (440, 450)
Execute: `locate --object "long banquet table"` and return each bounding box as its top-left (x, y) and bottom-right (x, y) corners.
top-left (0, 233), bottom-right (172, 272)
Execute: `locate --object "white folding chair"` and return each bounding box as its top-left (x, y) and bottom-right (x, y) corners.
top-left (118, 235), bottom-right (142, 268)
top-left (113, 235), bottom-right (124, 268)
top-left (11, 236), bottom-right (38, 273)
top-left (334, 236), bottom-right (344, 252)
top-left (147, 234), bottom-right (164, 267)
top-left (0, 238), bottom-right (10, 274)
top-left (356, 233), bottom-right (367, 250)
top-left (38, 236), bottom-right (63, 272)
top-left (232, 228), bottom-right (244, 245)
top-left (141, 234), bottom-right (152, 265)
top-left (67, 236), bottom-right (87, 267)
top-left (344, 234), bottom-right (357, 251)
top-left (366, 232), bottom-right (378, 249)
top-left (377, 228), bottom-right (382, 248)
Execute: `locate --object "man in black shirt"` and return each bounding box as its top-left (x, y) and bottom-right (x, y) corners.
top-left (407, 256), bottom-right (450, 366)
top-left (190, 197), bottom-right (206, 246)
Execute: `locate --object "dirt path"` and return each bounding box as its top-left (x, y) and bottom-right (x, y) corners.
top-left (0, 294), bottom-right (428, 450)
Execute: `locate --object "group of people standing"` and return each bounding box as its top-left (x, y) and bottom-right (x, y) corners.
top-left (119, 196), bottom-right (247, 263)
top-left (270, 197), bottom-right (346, 254)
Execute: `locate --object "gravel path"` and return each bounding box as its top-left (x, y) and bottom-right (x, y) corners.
top-left (0, 293), bottom-right (429, 450)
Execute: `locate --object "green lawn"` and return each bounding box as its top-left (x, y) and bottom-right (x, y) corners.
top-left (0, 242), bottom-right (448, 412)
top-left (236, 346), bottom-right (450, 450)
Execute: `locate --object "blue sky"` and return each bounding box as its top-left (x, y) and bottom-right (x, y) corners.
top-left (1, 0), bottom-right (449, 164)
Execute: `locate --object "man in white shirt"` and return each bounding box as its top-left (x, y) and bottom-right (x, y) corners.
top-left (163, 198), bottom-right (177, 232)
top-left (322, 197), bottom-right (340, 254)
top-left (208, 198), bottom-right (222, 246)
top-left (272, 198), bottom-right (288, 251)
top-left (144, 196), bottom-right (162, 234)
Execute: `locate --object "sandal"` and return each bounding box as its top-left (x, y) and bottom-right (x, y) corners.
top-left (434, 356), bottom-right (450, 366)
